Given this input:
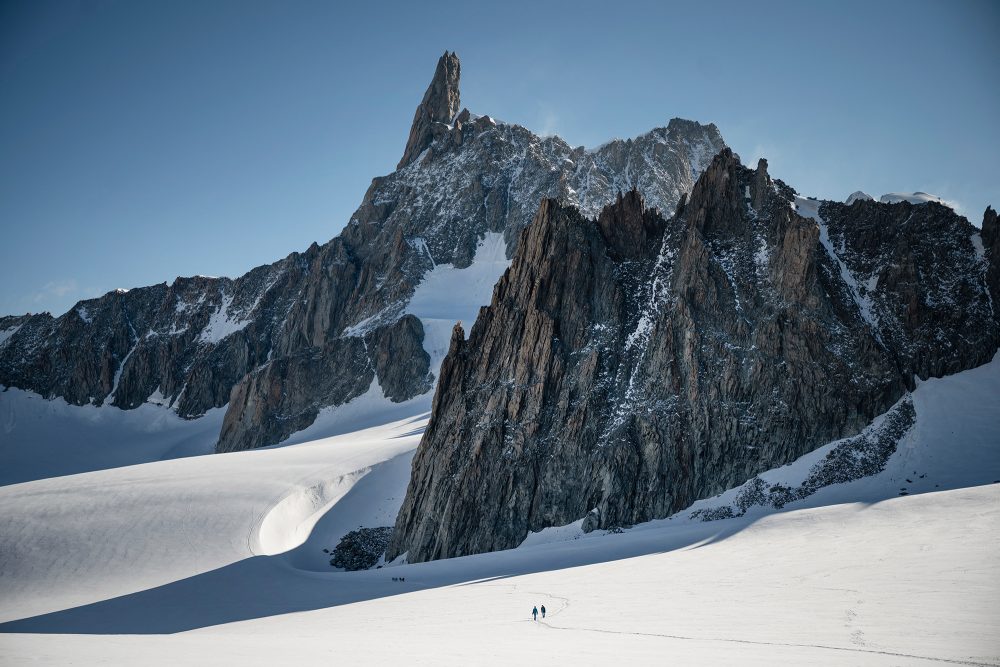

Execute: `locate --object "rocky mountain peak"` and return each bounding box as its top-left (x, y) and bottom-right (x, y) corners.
top-left (983, 205), bottom-right (998, 248)
top-left (596, 189), bottom-right (664, 260)
top-left (398, 51), bottom-right (462, 169)
top-left (387, 146), bottom-right (998, 564)
top-left (667, 117), bottom-right (720, 137)
top-left (684, 147), bottom-right (745, 238)
top-left (752, 158), bottom-right (770, 211)
top-left (1, 53), bottom-right (728, 458)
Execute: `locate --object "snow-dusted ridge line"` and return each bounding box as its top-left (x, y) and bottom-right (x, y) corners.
top-left (845, 190), bottom-right (873, 205)
top-left (687, 395), bottom-right (915, 522)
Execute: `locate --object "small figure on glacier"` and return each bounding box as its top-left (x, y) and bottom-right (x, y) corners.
top-left (540, 604), bottom-right (546, 619)
top-left (532, 606), bottom-right (538, 621)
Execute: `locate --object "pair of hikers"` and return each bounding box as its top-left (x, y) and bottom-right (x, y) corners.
top-left (531, 605), bottom-right (546, 620)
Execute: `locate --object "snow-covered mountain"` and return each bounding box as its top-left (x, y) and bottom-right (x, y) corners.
top-left (0, 49), bottom-right (997, 667)
top-left (879, 191), bottom-right (954, 207)
top-left (0, 51), bottom-right (724, 470)
top-left (387, 152), bottom-right (999, 562)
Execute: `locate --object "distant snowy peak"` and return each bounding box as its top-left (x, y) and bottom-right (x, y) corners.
top-left (880, 191), bottom-right (953, 209)
top-left (845, 191), bottom-right (874, 205)
top-left (837, 190), bottom-right (952, 209)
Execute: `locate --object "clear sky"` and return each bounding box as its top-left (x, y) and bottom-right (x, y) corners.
top-left (2, 0), bottom-right (997, 317)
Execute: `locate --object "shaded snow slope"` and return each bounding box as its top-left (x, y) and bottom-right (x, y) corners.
top-left (0, 415), bottom-right (424, 622)
top-left (1, 487), bottom-right (996, 665)
top-left (0, 388), bottom-right (225, 486)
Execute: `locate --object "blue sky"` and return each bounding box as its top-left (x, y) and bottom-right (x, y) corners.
top-left (2, 0), bottom-right (998, 317)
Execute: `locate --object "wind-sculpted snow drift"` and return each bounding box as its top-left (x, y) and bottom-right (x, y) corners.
top-left (0, 51), bottom-right (725, 461)
top-left (388, 151), bottom-right (999, 563)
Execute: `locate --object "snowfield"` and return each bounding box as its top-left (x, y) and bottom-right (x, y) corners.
top-left (405, 231), bottom-right (512, 368)
top-left (0, 387), bottom-right (226, 486)
top-left (1, 357), bottom-right (998, 664)
top-left (879, 191), bottom-right (955, 208)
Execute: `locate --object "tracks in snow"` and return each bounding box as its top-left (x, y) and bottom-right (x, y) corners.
top-left (507, 582), bottom-right (990, 666)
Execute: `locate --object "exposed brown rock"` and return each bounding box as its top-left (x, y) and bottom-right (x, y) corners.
top-left (0, 53), bottom-right (726, 454)
top-left (398, 51), bottom-right (461, 169)
top-left (387, 150), bottom-right (998, 563)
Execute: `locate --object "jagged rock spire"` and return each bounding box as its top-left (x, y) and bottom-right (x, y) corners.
top-left (983, 205), bottom-right (1000, 310)
top-left (983, 205), bottom-right (998, 248)
top-left (398, 51), bottom-right (461, 169)
top-left (751, 157), bottom-right (770, 211)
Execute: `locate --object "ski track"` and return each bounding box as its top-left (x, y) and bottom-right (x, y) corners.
top-left (536, 622), bottom-right (992, 666)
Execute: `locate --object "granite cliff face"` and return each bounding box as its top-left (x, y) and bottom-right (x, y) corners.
top-left (398, 51), bottom-right (461, 169)
top-left (0, 52), bottom-right (724, 453)
top-left (387, 149), bottom-right (998, 563)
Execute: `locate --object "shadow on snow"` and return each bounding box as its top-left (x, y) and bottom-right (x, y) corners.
top-left (0, 506), bottom-right (757, 635)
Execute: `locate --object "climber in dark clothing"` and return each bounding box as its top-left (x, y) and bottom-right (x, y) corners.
top-left (532, 606), bottom-right (538, 621)
top-left (540, 605), bottom-right (546, 619)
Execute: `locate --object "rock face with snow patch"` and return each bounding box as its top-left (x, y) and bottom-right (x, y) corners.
top-left (0, 269), bottom-right (296, 418)
top-left (387, 149), bottom-right (998, 563)
top-left (0, 51), bottom-right (724, 452)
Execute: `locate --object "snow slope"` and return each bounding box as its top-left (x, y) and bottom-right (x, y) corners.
top-left (405, 231), bottom-right (512, 369)
top-left (0, 412), bottom-right (424, 622)
top-left (880, 191), bottom-right (954, 208)
top-left (0, 355), bottom-right (998, 665)
top-left (2, 486), bottom-right (997, 666)
top-left (0, 388), bottom-right (225, 486)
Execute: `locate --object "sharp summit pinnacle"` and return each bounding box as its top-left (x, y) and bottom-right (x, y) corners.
top-left (398, 51), bottom-right (461, 169)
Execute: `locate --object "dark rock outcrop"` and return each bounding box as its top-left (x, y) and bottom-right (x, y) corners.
top-left (387, 149), bottom-right (997, 563)
top-left (690, 396), bottom-right (917, 521)
top-left (0, 52), bottom-right (725, 454)
top-left (0, 267), bottom-right (294, 418)
top-left (217, 315), bottom-right (430, 452)
top-left (982, 205), bottom-right (1000, 307)
top-left (328, 527), bottom-right (394, 571)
